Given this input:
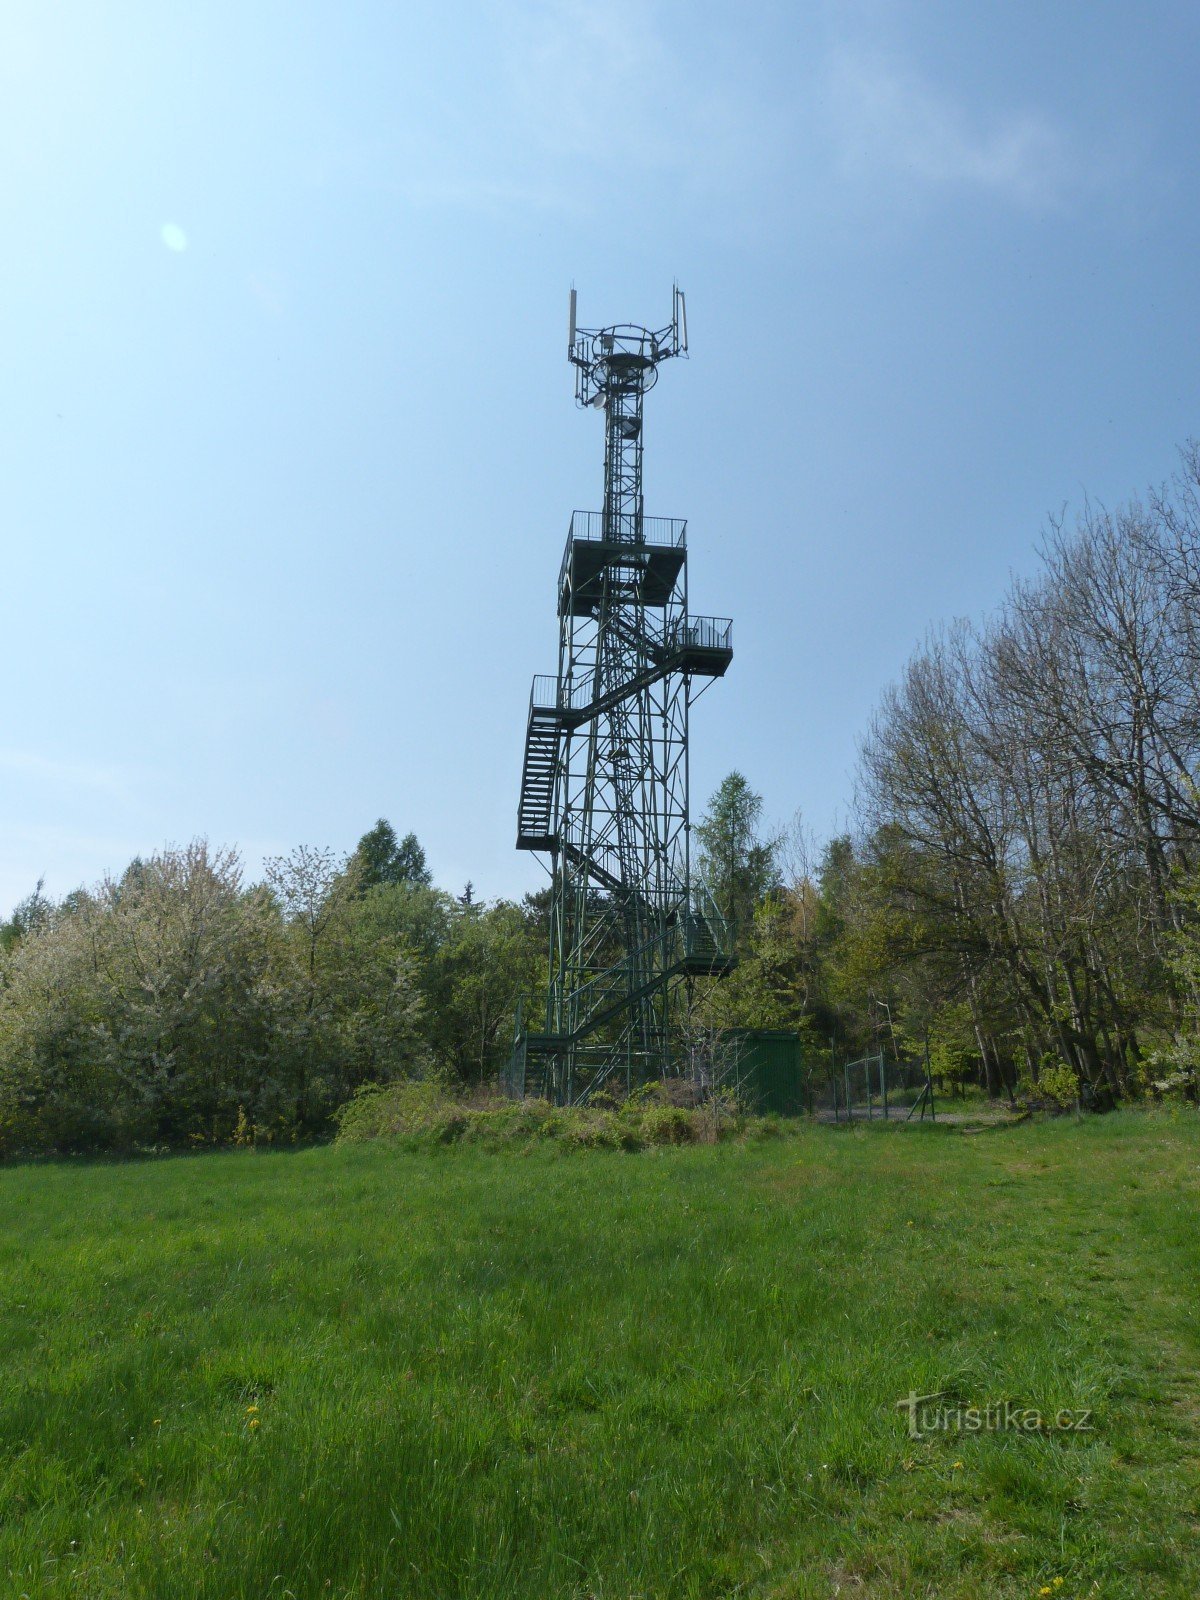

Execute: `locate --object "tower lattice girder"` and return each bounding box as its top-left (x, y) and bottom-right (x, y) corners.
top-left (512, 290), bottom-right (734, 1105)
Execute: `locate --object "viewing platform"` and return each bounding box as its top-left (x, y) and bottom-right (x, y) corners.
top-left (675, 903), bottom-right (738, 976)
top-left (559, 510), bottom-right (687, 616)
top-left (669, 615), bottom-right (733, 678)
top-left (516, 610), bottom-right (734, 849)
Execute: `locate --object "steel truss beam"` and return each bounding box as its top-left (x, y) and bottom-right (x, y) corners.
top-left (512, 291), bottom-right (733, 1105)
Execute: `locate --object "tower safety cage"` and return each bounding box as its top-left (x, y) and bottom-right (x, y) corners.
top-left (510, 288), bottom-right (736, 1106)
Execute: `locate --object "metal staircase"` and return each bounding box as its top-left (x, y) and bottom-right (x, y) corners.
top-left (516, 615), bottom-right (730, 858)
top-left (507, 886), bottom-right (737, 1106)
top-left (678, 887), bottom-right (738, 977)
top-left (516, 684), bottom-right (561, 851)
top-left (509, 288), bottom-right (736, 1105)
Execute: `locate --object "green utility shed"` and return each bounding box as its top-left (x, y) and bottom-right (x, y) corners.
top-left (728, 1030), bottom-right (808, 1116)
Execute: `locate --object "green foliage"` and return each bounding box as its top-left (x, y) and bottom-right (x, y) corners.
top-left (261, 844), bottom-right (431, 1132)
top-left (419, 897), bottom-right (543, 1082)
top-left (700, 893), bottom-right (807, 1030)
top-left (333, 1077), bottom-right (458, 1141)
top-left (0, 833), bottom-right (542, 1156)
top-left (333, 1078), bottom-right (764, 1151)
top-left (695, 771), bottom-right (778, 943)
top-left (351, 818), bottom-right (432, 890)
top-left (0, 844), bottom-right (278, 1153)
top-left (0, 878), bottom-right (53, 955)
top-left (914, 1003), bottom-right (983, 1091)
top-left (841, 465), bottom-right (1200, 1101)
top-left (1034, 1062), bottom-right (1082, 1109)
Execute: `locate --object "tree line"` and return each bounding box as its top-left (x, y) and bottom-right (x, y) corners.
top-left (698, 445), bottom-right (1200, 1107)
top-left (0, 823), bottom-right (543, 1154)
top-left (5, 444), bottom-right (1200, 1151)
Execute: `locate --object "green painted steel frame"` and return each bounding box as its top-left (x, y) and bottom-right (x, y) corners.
top-left (513, 294), bottom-right (734, 1105)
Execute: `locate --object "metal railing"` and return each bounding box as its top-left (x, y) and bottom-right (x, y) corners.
top-left (530, 674), bottom-right (595, 715)
top-left (530, 675), bottom-right (559, 712)
top-left (671, 615), bottom-right (732, 653)
top-left (680, 883), bottom-right (734, 964)
top-left (533, 624), bottom-right (730, 731)
top-left (567, 509), bottom-right (687, 547)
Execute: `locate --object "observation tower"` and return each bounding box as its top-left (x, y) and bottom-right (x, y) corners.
top-left (511, 288), bottom-right (735, 1104)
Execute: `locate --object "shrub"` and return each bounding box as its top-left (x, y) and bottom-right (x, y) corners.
top-left (1034, 1063), bottom-right (1081, 1111)
top-left (333, 1079), bottom-right (450, 1142)
top-left (630, 1102), bottom-right (696, 1146)
top-left (561, 1111), bottom-right (622, 1150)
top-left (333, 1081), bottom-right (799, 1153)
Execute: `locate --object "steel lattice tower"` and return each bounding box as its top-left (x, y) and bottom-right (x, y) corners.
top-left (511, 288), bottom-right (735, 1105)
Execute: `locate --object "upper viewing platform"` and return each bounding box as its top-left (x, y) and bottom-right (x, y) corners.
top-left (558, 511), bottom-right (687, 616)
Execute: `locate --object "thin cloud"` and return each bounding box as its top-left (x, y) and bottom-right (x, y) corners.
top-left (0, 748), bottom-right (134, 801)
top-left (826, 48), bottom-right (1078, 210)
top-left (493, 0), bottom-right (784, 204)
top-left (308, 1), bottom-right (787, 220)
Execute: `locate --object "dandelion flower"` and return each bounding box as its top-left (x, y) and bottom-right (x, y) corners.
top-left (952, 1460), bottom-right (964, 1469)
top-left (249, 1418), bottom-right (260, 1430)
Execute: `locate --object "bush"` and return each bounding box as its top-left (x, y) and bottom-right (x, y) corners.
top-left (333, 1080), bottom-right (791, 1153)
top-left (333, 1079), bottom-right (452, 1142)
top-left (1030, 1063), bottom-right (1081, 1111)
top-left (629, 1102), bottom-right (696, 1146)
top-left (1135, 1034), bottom-right (1199, 1102)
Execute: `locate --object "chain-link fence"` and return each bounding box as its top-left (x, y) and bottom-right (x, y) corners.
top-left (810, 1051), bottom-right (936, 1122)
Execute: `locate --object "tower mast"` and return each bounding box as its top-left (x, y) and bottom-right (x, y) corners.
top-left (512, 288), bottom-right (734, 1104)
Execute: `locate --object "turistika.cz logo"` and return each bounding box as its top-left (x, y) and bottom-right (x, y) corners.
top-left (896, 1391), bottom-right (1094, 1440)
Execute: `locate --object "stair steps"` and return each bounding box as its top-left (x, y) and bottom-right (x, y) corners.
top-left (516, 707), bottom-right (560, 850)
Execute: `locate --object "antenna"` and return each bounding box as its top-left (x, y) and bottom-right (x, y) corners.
top-left (511, 285), bottom-right (734, 1106)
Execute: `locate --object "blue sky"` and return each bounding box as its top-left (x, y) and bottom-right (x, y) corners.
top-left (3, 0), bottom-right (1198, 913)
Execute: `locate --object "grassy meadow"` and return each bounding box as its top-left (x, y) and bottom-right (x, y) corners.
top-left (1, 1114), bottom-right (1198, 1598)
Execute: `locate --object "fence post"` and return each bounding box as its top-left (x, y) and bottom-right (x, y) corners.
top-left (924, 1036), bottom-right (936, 1122)
top-left (844, 1058), bottom-right (852, 1123)
top-left (880, 1051), bottom-right (888, 1119)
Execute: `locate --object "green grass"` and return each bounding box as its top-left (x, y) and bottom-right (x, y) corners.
top-left (2, 1114), bottom-right (1199, 1598)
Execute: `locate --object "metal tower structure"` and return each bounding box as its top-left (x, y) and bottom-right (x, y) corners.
top-left (511, 287), bottom-right (735, 1105)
